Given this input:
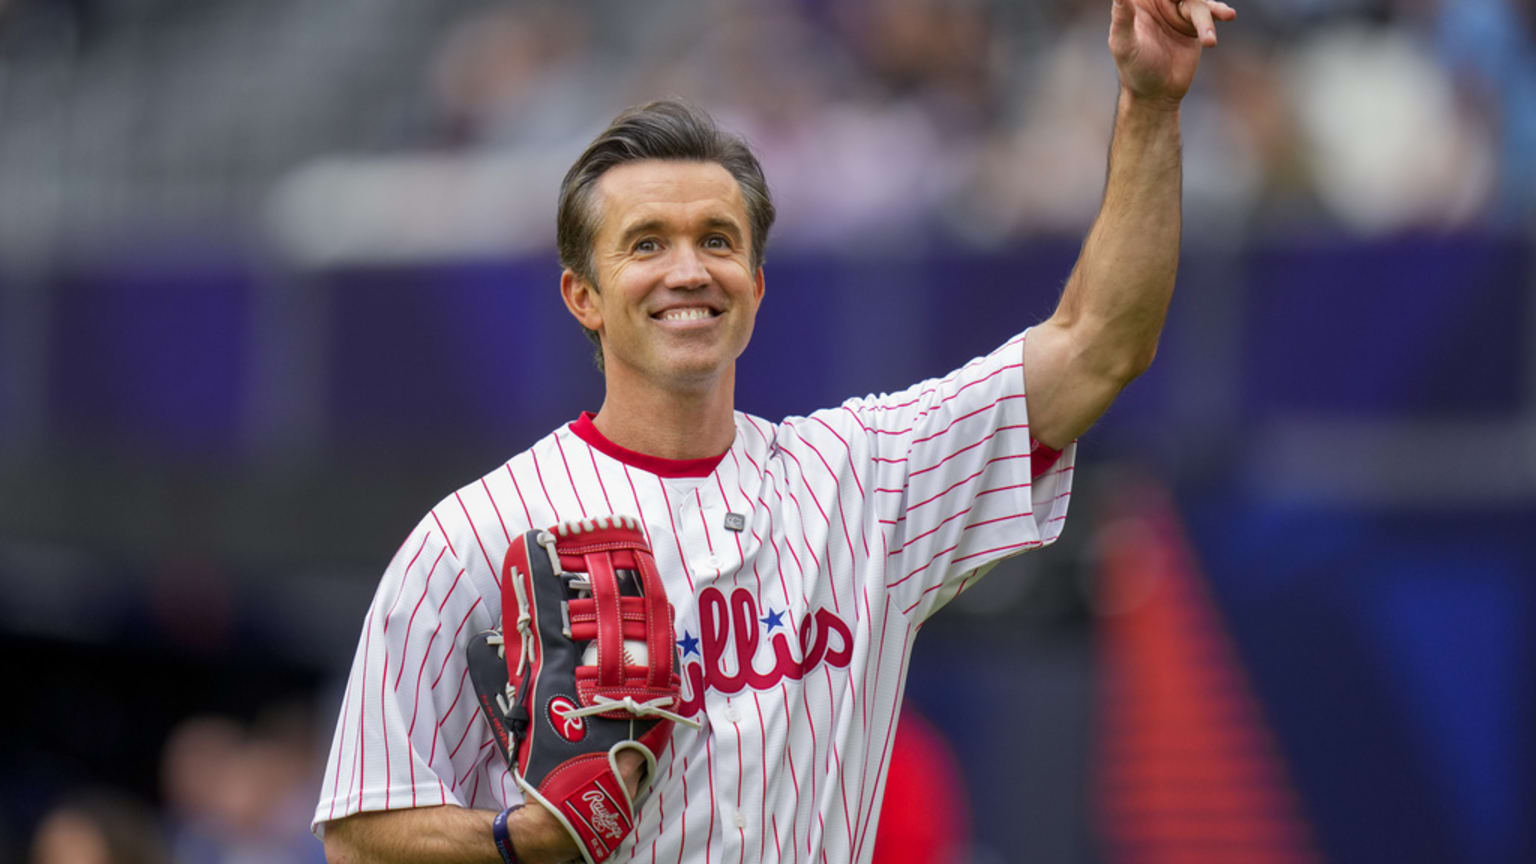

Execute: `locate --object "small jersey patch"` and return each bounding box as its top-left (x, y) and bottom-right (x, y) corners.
top-left (723, 512), bottom-right (746, 532)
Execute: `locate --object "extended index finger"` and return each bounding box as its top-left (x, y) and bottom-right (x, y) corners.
top-left (1178, 0), bottom-right (1218, 46)
top-left (1182, 0), bottom-right (1236, 45)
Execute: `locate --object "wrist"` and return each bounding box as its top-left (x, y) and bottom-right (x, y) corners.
top-left (1117, 87), bottom-right (1183, 120)
top-left (501, 801), bottom-right (580, 864)
top-left (492, 805), bottom-right (524, 864)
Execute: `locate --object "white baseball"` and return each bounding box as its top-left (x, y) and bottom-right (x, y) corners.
top-left (581, 638), bottom-right (649, 668)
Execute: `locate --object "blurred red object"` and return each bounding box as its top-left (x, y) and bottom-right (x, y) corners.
top-left (872, 705), bottom-right (969, 864)
top-left (1095, 479), bottom-right (1318, 864)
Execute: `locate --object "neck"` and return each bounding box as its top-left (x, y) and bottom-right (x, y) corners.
top-left (592, 365), bottom-right (738, 461)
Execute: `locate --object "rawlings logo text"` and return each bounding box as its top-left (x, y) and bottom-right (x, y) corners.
top-left (582, 789), bottom-right (624, 840)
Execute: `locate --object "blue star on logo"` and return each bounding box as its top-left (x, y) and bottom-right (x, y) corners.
top-left (677, 630), bottom-right (701, 657)
top-left (760, 609), bottom-right (786, 632)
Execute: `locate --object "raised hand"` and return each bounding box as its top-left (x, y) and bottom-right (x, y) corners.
top-left (1109, 0), bottom-right (1237, 107)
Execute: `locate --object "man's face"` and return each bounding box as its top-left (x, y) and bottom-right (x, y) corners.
top-left (563, 159), bottom-right (765, 394)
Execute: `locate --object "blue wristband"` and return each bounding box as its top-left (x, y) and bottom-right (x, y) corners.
top-left (492, 804), bottom-right (524, 864)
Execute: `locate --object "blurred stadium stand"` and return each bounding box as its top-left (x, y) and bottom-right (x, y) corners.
top-left (2, 1), bottom-right (1535, 862)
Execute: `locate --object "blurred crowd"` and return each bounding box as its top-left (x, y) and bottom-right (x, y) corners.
top-left (427, 0), bottom-right (1536, 246)
top-left (28, 706), bottom-right (326, 864)
top-left (0, 0), bottom-right (1533, 268)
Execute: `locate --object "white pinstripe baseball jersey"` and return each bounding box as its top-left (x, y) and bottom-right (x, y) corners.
top-left (315, 329), bottom-right (1076, 862)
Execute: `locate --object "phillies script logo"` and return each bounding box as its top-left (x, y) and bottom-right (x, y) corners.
top-left (677, 587), bottom-right (854, 717)
top-left (547, 696), bottom-right (586, 742)
top-left (582, 789), bottom-right (624, 841)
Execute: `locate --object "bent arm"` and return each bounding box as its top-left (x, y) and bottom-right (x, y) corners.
top-left (322, 804), bottom-right (574, 864)
top-left (1024, 91), bottom-right (1183, 450)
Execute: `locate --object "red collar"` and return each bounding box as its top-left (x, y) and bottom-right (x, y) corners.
top-left (568, 412), bottom-right (727, 478)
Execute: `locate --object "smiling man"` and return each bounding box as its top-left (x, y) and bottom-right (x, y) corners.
top-left (315, 2), bottom-right (1235, 862)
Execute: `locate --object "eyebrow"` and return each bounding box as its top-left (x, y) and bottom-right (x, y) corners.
top-left (616, 215), bottom-right (745, 248)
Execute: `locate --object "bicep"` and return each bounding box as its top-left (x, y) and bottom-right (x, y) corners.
top-left (1023, 317), bottom-right (1137, 450)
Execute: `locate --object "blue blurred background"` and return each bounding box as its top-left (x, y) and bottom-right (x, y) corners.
top-left (2, 0), bottom-right (1533, 862)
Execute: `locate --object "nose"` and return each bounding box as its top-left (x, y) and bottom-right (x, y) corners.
top-left (663, 243), bottom-right (711, 290)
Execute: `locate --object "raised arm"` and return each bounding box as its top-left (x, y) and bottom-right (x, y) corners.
top-left (1024, 0), bottom-right (1235, 450)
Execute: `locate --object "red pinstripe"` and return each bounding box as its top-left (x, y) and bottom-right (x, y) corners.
top-left (428, 664), bottom-right (471, 768)
top-left (783, 434), bottom-right (860, 851)
top-left (731, 701), bottom-right (745, 864)
top-left (408, 619), bottom-right (439, 806)
top-left (394, 548), bottom-right (445, 690)
top-left (430, 596), bottom-right (481, 690)
top-left (779, 439), bottom-right (845, 613)
top-left (885, 453), bottom-right (1034, 515)
top-left (350, 605), bottom-right (375, 813)
top-left (587, 441), bottom-right (615, 512)
top-left (554, 431), bottom-right (589, 517)
top-left (772, 470), bottom-right (822, 605)
top-left (430, 510), bottom-right (458, 559)
top-left (860, 366), bottom-right (1024, 433)
top-left (327, 667), bottom-right (353, 819)
top-left (674, 755), bottom-right (690, 864)
top-left (530, 448), bottom-right (558, 517)
top-left (383, 535), bottom-right (431, 628)
top-left (620, 464), bottom-right (657, 550)
top-left (850, 338), bottom-right (1023, 415)
top-left (455, 490), bottom-right (498, 584)
top-left (505, 463), bottom-right (535, 526)
top-left (778, 682), bottom-right (803, 864)
top-left (479, 477), bottom-right (512, 544)
top-left (889, 504), bottom-right (973, 557)
top-left (752, 690), bottom-right (768, 864)
top-left (656, 479), bottom-right (696, 593)
top-left (435, 569), bottom-right (466, 616)
top-left (852, 619), bottom-right (914, 862)
top-left (909, 423), bottom-right (1032, 478)
top-left (380, 652), bottom-right (391, 808)
top-left (822, 665), bottom-right (856, 850)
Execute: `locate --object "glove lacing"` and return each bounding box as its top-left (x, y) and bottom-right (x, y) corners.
top-left (562, 695), bottom-right (702, 729)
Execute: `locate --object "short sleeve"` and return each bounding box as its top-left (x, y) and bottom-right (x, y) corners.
top-left (312, 514), bottom-right (502, 834)
top-left (835, 329), bottom-right (1077, 622)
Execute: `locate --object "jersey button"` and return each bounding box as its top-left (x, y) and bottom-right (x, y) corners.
top-left (706, 554), bottom-right (722, 571)
top-left (726, 706), bottom-right (741, 723)
top-left (733, 811), bottom-right (746, 829)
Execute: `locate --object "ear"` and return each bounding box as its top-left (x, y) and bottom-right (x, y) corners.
top-left (561, 269), bottom-right (603, 332)
top-left (752, 266), bottom-right (765, 305)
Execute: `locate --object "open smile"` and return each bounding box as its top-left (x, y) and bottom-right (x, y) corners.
top-left (651, 306), bottom-right (721, 322)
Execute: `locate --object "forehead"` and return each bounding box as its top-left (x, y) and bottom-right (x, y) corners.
top-left (592, 160), bottom-right (748, 238)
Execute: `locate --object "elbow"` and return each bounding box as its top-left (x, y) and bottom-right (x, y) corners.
top-left (1094, 337), bottom-right (1158, 386)
top-left (1121, 342), bottom-right (1158, 382)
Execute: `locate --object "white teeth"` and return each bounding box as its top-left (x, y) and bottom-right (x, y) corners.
top-left (658, 307), bottom-right (713, 321)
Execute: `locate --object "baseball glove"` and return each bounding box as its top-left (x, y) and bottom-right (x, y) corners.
top-left (467, 516), bottom-right (694, 864)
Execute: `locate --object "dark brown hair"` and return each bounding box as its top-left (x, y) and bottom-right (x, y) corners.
top-left (556, 99), bottom-right (776, 368)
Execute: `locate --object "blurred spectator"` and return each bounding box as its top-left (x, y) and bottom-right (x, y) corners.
top-left (160, 709), bottom-right (324, 864)
top-left (430, 3), bottom-right (608, 149)
top-left (30, 791), bottom-right (168, 864)
top-left (1284, 20), bottom-right (1496, 233)
top-left (1428, 0), bottom-right (1536, 225)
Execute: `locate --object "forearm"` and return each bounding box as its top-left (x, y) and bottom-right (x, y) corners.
top-left (1025, 89), bottom-right (1183, 448)
top-left (323, 804), bottom-right (576, 864)
top-left (1058, 89), bottom-right (1183, 379)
